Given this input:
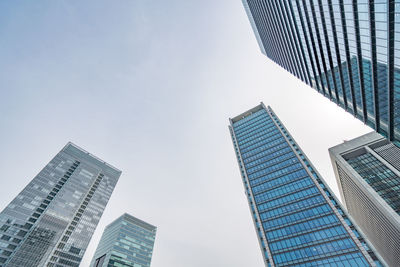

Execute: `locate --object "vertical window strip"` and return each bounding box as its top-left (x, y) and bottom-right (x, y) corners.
top-left (261, 0), bottom-right (300, 78)
top-left (326, 0), bottom-right (349, 108)
top-left (272, 0), bottom-right (306, 83)
top-left (280, 0), bottom-right (313, 86)
top-left (338, 0), bottom-right (358, 114)
top-left (353, 2), bottom-right (368, 123)
top-left (388, 0), bottom-right (395, 140)
top-left (369, 1), bottom-right (381, 131)
top-left (246, 1), bottom-right (278, 65)
top-left (290, 0), bottom-right (322, 91)
top-left (307, 0), bottom-right (334, 100)
top-left (298, 0), bottom-right (327, 95)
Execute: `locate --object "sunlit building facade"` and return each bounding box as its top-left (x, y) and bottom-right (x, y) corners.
top-left (0, 143), bottom-right (121, 267)
top-left (330, 132), bottom-right (400, 267)
top-left (91, 213), bottom-right (156, 267)
top-left (229, 103), bottom-right (385, 266)
top-left (242, 0), bottom-right (400, 145)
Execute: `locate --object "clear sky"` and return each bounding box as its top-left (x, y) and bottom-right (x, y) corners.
top-left (0, 1), bottom-right (371, 266)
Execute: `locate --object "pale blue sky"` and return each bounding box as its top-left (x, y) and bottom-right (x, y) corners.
top-left (0, 1), bottom-right (370, 266)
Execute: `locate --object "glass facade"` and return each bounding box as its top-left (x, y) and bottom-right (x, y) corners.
top-left (347, 153), bottom-right (400, 213)
top-left (330, 132), bottom-right (400, 266)
top-left (90, 213), bottom-right (156, 267)
top-left (229, 104), bottom-right (384, 267)
top-left (0, 143), bottom-right (121, 267)
top-left (242, 0), bottom-right (400, 145)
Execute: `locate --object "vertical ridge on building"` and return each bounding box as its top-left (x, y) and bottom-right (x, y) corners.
top-left (242, 0), bottom-right (400, 146)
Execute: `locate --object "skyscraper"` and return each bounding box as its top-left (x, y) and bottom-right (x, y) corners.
top-left (90, 213), bottom-right (156, 267)
top-left (0, 142), bottom-right (121, 267)
top-left (229, 103), bottom-right (385, 266)
top-left (329, 132), bottom-right (400, 267)
top-left (242, 0), bottom-right (400, 145)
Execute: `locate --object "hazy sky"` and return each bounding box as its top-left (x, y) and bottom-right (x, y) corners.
top-left (0, 1), bottom-right (371, 266)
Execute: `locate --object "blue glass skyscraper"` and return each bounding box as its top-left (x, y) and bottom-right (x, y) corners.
top-left (229, 103), bottom-right (385, 266)
top-left (242, 0), bottom-right (400, 145)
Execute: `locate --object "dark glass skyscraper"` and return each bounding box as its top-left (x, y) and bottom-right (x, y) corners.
top-left (242, 0), bottom-right (400, 145)
top-left (229, 103), bottom-right (385, 266)
top-left (330, 132), bottom-right (400, 267)
top-left (90, 213), bottom-right (156, 267)
top-left (0, 143), bottom-right (121, 267)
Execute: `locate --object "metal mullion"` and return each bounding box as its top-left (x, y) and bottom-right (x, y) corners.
top-left (252, 0), bottom-right (285, 68)
top-left (317, 0), bottom-right (341, 102)
top-left (339, 0), bottom-right (358, 116)
top-left (352, 1), bottom-right (368, 123)
top-left (307, 0), bottom-right (333, 100)
top-left (269, 0), bottom-right (304, 81)
top-left (299, 0), bottom-right (327, 96)
top-left (252, 0), bottom-right (284, 68)
top-left (276, 0), bottom-right (309, 84)
top-left (250, 1), bottom-right (280, 64)
top-left (369, 0), bottom-right (380, 131)
top-left (388, 0), bottom-right (395, 140)
top-left (256, 0), bottom-right (284, 68)
top-left (280, 0), bottom-right (313, 86)
top-left (247, 1), bottom-right (279, 64)
top-left (327, 0), bottom-right (349, 109)
top-left (261, 0), bottom-right (298, 75)
top-left (289, 0), bottom-right (321, 91)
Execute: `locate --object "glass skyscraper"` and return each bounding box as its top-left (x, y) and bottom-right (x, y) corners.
top-left (229, 103), bottom-right (385, 266)
top-left (242, 0), bottom-right (400, 145)
top-left (329, 132), bottom-right (400, 267)
top-left (0, 142), bottom-right (121, 267)
top-left (90, 213), bottom-right (156, 267)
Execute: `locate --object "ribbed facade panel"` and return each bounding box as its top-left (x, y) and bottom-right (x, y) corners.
top-left (243, 0), bottom-right (400, 145)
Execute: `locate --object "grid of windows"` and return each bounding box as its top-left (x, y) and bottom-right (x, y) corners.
top-left (90, 214), bottom-right (156, 267)
top-left (229, 104), bottom-right (382, 266)
top-left (329, 131), bottom-right (400, 266)
top-left (0, 143), bottom-right (121, 267)
top-left (243, 0), bottom-right (400, 145)
top-left (347, 152), bottom-right (400, 213)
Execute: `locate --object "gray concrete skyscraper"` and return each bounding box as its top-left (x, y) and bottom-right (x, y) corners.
top-left (229, 103), bottom-right (385, 266)
top-left (330, 132), bottom-right (400, 267)
top-left (90, 213), bottom-right (156, 267)
top-left (242, 1), bottom-right (400, 145)
top-left (0, 142), bottom-right (121, 267)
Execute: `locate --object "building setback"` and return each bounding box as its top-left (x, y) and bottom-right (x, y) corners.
top-left (229, 103), bottom-right (385, 266)
top-left (90, 213), bottom-right (156, 267)
top-left (242, 0), bottom-right (400, 145)
top-left (329, 132), bottom-right (400, 267)
top-left (0, 143), bottom-right (121, 267)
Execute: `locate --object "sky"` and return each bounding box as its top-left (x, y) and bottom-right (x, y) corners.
top-left (0, 1), bottom-right (371, 266)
